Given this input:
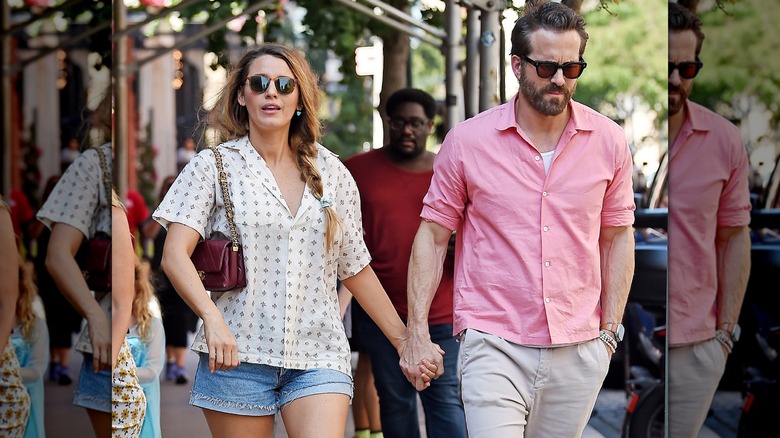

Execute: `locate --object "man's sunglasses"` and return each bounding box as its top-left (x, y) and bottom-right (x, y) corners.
top-left (520, 55), bottom-right (587, 79)
top-left (246, 75), bottom-right (297, 95)
top-left (668, 61), bottom-right (703, 79)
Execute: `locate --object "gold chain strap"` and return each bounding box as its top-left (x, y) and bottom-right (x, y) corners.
top-left (94, 144), bottom-right (112, 206)
top-left (209, 145), bottom-right (240, 252)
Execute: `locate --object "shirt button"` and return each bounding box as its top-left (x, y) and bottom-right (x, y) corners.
top-left (545, 297), bottom-right (551, 303)
top-left (543, 226), bottom-right (549, 232)
top-left (544, 261), bottom-right (551, 267)
top-left (534, 156), bottom-right (541, 161)
top-left (542, 191), bottom-right (548, 197)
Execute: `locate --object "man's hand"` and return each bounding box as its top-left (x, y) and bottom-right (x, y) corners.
top-left (399, 332), bottom-right (445, 391)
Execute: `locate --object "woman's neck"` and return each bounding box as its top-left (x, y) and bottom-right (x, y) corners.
top-left (248, 131), bottom-right (293, 166)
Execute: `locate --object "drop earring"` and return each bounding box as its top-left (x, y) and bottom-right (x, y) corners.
top-left (296, 109), bottom-right (302, 116)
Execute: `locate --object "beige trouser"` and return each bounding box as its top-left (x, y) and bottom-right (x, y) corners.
top-left (458, 329), bottom-right (611, 437)
top-left (668, 338), bottom-right (728, 438)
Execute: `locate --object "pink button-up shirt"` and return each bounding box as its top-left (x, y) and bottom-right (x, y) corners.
top-left (422, 94), bottom-right (635, 346)
top-left (668, 101), bottom-right (751, 346)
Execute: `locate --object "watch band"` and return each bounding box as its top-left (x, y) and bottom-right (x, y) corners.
top-left (600, 322), bottom-right (624, 342)
top-left (598, 330), bottom-right (617, 353)
top-left (715, 329), bottom-right (734, 353)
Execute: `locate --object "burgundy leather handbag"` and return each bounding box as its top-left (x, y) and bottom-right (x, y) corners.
top-left (76, 145), bottom-right (112, 292)
top-left (190, 145), bottom-right (247, 292)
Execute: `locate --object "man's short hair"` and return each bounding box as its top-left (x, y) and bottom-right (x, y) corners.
top-left (386, 88), bottom-right (437, 120)
top-left (669, 2), bottom-right (705, 57)
top-left (510, 0), bottom-right (589, 57)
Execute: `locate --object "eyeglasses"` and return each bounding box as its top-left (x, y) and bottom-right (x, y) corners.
top-left (668, 61), bottom-right (703, 79)
top-left (246, 74), bottom-right (297, 95)
top-left (389, 118), bottom-right (429, 131)
top-left (520, 55), bottom-right (587, 79)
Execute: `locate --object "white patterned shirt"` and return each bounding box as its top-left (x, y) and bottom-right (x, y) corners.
top-left (36, 142), bottom-right (113, 354)
top-left (153, 136), bottom-right (370, 376)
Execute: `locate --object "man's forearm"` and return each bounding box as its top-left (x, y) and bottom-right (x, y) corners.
top-left (407, 220), bottom-right (450, 333)
top-left (599, 226), bottom-right (635, 324)
top-left (716, 226), bottom-right (751, 324)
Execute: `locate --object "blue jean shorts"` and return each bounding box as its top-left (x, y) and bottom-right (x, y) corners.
top-left (190, 353), bottom-right (353, 416)
top-left (73, 353), bottom-right (111, 413)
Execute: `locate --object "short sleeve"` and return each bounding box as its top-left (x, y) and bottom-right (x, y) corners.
top-left (717, 131), bottom-right (752, 227)
top-left (601, 134), bottom-right (637, 228)
top-left (153, 150), bottom-right (217, 240)
top-left (421, 128), bottom-right (467, 231)
top-left (36, 146), bottom-right (106, 237)
top-left (332, 161), bottom-right (371, 280)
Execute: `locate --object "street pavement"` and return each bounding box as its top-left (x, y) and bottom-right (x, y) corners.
top-left (39, 338), bottom-right (741, 437)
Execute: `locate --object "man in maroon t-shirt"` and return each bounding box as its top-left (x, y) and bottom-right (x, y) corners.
top-left (344, 88), bottom-right (466, 438)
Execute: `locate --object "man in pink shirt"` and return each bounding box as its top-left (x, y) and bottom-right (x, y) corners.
top-left (399, 2), bottom-right (636, 436)
top-left (667, 4), bottom-right (752, 436)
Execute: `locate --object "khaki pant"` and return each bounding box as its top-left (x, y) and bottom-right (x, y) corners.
top-left (668, 339), bottom-right (728, 438)
top-left (458, 329), bottom-right (611, 437)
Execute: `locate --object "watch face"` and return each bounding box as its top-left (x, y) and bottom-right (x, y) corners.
top-left (616, 324), bottom-right (625, 342)
top-left (732, 324), bottom-right (741, 342)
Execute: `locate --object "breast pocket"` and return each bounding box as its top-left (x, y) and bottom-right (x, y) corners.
top-left (232, 181), bottom-right (278, 229)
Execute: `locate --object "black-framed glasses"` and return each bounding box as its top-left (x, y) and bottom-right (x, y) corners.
top-left (246, 75), bottom-right (297, 94)
top-left (668, 61), bottom-right (703, 79)
top-left (520, 55), bottom-right (587, 79)
top-left (389, 118), bottom-right (429, 131)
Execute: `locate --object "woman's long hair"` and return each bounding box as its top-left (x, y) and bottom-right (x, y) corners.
top-left (16, 256), bottom-right (39, 341)
top-left (204, 43), bottom-right (340, 250)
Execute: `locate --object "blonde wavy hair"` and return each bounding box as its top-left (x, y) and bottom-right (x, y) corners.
top-left (16, 257), bottom-right (39, 341)
top-left (132, 256), bottom-right (156, 342)
top-left (204, 43), bottom-right (341, 250)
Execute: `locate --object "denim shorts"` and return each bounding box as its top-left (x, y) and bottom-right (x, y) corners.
top-left (190, 353), bottom-right (353, 416)
top-left (73, 353), bottom-right (111, 413)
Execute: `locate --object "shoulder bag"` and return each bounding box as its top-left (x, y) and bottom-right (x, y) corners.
top-left (190, 145), bottom-right (247, 292)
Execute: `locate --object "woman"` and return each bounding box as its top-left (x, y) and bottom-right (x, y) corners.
top-left (0, 195), bottom-right (31, 437)
top-left (153, 43), bottom-right (439, 438)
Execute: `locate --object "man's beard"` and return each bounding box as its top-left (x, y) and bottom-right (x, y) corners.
top-left (668, 83), bottom-right (688, 116)
top-left (520, 69), bottom-right (575, 116)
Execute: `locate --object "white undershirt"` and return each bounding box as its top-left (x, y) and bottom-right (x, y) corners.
top-left (541, 150), bottom-right (555, 174)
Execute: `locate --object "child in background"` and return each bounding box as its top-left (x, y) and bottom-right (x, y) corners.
top-left (126, 256), bottom-right (165, 438)
top-left (11, 257), bottom-right (49, 437)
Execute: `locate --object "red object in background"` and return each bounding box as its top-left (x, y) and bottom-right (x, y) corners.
top-left (124, 189), bottom-right (150, 236)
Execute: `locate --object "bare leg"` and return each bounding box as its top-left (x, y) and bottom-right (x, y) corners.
top-left (281, 393), bottom-right (350, 438)
top-left (86, 408), bottom-right (111, 438)
top-left (353, 354), bottom-right (381, 433)
top-left (202, 409), bottom-right (275, 438)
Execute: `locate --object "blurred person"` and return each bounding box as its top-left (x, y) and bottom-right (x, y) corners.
top-left (36, 91), bottom-right (115, 437)
top-left (344, 88), bottom-right (466, 438)
top-left (31, 176), bottom-right (83, 386)
top-left (11, 256), bottom-right (49, 438)
top-left (61, 137), bottom-right (82, 173)
top-left (141, 175), bottom-right (198, 384)
top-left (0, 195), bottom-right (31, 437)
top-left (112, 191), bottom-right (147, 437)
top-left (667, 4), bottom-right (752, 437)
top-left (153, 43), bottom-right (438, 438)
top-left (400, 2), bottom-right (636, 436)
top-left (177, 137), bottom-right (198, 172)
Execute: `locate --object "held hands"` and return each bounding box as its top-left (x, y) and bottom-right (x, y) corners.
top-left (203, 315), bottom-right (240, 373)
top-left (399, 334), bottom-right (445, 391)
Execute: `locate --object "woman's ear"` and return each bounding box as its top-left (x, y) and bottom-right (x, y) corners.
top-left (238, 91), bottom-right (246, 107)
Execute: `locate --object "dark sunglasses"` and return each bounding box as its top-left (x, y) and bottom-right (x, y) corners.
top-left (668, 61), bottom-right (703, 79)
top-left (246, 74), bottom-right (297, 95)
top-left (520, 55), bottom-right (587, 79)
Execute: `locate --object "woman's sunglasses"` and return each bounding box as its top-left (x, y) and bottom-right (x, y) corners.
top-left (668, 61), bottom-right (703, 79)
top-left (520, 55), bottom-right (587, 79)
top-left (246, 75), bottom-right (297, 95)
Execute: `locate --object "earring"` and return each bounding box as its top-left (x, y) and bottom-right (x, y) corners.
top-left (296, 109), bottom-right (302, 117)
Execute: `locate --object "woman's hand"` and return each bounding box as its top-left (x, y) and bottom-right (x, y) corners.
top-left (202, 313), bottom-right (240, 373)
top-left (86, 309), bottom-right (111, 371)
